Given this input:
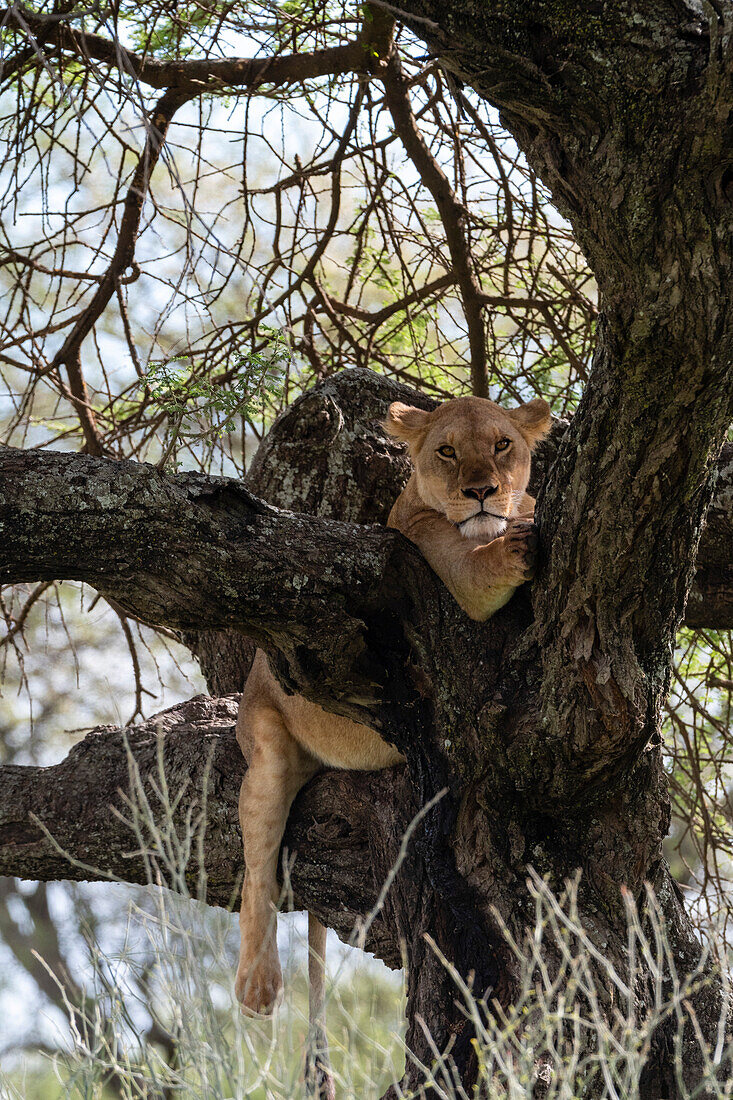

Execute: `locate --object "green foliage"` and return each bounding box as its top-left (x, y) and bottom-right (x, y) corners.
top-left (125, 0), bottom-right (228, 58)
top-left (142, 330), bottom-right (289, 468)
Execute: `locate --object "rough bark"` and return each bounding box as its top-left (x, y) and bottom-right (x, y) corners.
top-left (0, 377), bottom-right (522, 1081)
top-left (379, 4), bottom-right (733, 1090)
top-left (1, 376), bottom-right (730, 680)
top-left (181, 369), bottom-right (436, 689)
top-left (364, 7), bottom-right (733, 1086)
top-left (0, 441), bottom-right (444, 728)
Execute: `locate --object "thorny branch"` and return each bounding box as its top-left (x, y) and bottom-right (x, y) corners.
top-left (0, 0), bottom-right (595, 467)
top-left (379, 21), bottom-right (492, 396)
top-left (49, 87), bottom-right (192, 454)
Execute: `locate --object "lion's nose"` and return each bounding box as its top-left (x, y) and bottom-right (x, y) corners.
top-left (461, 483), bottom-right (499, 501)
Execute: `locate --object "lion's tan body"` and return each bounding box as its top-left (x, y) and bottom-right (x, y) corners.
top-left (234, 394), bottom-right (550, 1025)
top-left (239, 651), bottom-right (404, 773)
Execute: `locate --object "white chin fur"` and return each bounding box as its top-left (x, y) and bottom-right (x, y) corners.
top-left (458, 513), bottom-right (507, 541)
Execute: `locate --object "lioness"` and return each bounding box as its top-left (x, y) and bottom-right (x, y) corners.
top-left (234, 393), bottom-right (550, 1039)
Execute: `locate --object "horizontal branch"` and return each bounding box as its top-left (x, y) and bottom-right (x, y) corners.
top-left (4, 8), bottom-right (375, 94)
top-left (182, 368), bottom-right (437, 692)
top-left (0, 366), bottom-right (730, 829)
top-left (0, 369), bottom-right (730, 736)
top-left (0, 441), bottom-right (445, 730)
top-left (0, 696), bottom-right (401, 967)
top-left (201, 365), bottom-right (733, 810)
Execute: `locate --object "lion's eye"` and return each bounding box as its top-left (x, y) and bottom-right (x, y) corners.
top-left (436, 445), bottom-right (456, 459)
top-left (495, 438), bottom-right (511, 453)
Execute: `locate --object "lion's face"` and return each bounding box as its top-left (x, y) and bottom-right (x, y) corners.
top-left (385, 395), bottom-right (551, 540)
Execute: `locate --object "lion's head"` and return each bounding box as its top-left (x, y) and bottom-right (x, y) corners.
top-left (384, 396), bottom-right (551, 541)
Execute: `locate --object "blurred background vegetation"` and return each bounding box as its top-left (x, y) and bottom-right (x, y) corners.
top-left (0, 0), bottom-right (731, 1094)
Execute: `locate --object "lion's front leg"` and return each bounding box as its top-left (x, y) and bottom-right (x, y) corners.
top-left (459, 520), bottom-right (539, 620)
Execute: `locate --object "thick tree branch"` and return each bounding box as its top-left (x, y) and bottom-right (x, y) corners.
top-left (2, 369), bottom-right (731, 1094)
top-left (0, 371), bottom-right (730, 724)
top-left (1, 365), bottom-right (731, 826)
top-left (0, 436), bottom-right (449, 734)
top-left (685, 443), bottom-right (733, 629)
top-left (387, 1), bottom-right (718, 283)
top-left (182, 368), bottom-right (437, 692)
top-left (0, 695), bottom-right (401, 968)
top-left (4, 0), bottom-right (733, 1085)
top-left (245, 369), bottom-right (733, 638)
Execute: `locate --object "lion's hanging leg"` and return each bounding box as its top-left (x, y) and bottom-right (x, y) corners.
top-left (305, 913), bottom-right (335, 1100)
top-left (235, 709), bottom-right (318, 1016)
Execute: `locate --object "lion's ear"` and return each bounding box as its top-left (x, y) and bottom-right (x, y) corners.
top-left (507, 398), bottom-right (552, 448)
top-left (383, 402), bottom-right (431, 448)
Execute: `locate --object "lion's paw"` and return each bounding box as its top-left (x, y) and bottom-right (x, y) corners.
top-left (502, 520), bottom-right (539, 583)
top-left (235, 952), bottom-right (283, 1017)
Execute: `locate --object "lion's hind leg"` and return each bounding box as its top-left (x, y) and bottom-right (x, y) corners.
top-left (305, 912), bottom-right (335, 1100)
top-left (235, 706), bottom-right (318, 1016)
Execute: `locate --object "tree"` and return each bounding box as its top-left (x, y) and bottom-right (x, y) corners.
top-left (2, 2), bottom-right (733, 1097)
